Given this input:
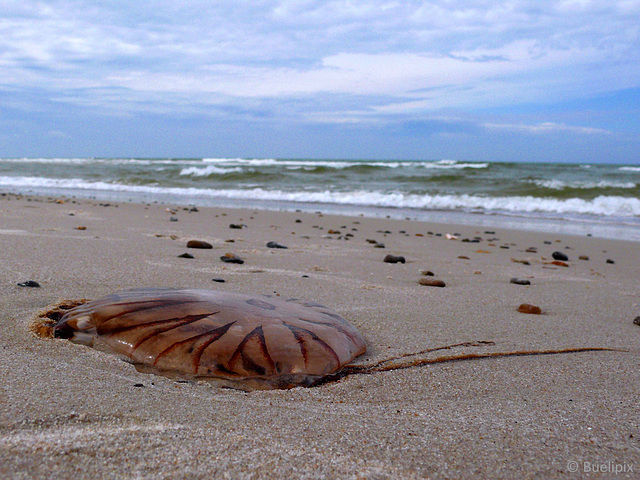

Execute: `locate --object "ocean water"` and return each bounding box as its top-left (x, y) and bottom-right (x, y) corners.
top-left (1, 157), bottom-right (639, 241)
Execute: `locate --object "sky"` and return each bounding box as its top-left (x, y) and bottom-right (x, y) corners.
top-left (0, 0), bottom-right (639, 162)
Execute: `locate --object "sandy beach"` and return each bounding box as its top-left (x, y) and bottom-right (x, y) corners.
top-left (1, 192), bottom-right (639, 479)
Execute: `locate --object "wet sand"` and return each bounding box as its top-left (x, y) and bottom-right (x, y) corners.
top-left (1, 193), bottom-right (639, 479)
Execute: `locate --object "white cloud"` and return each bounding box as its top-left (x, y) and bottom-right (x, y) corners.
top-left (483, 122), bottom-right (612, 135)
top-left (0, 0), bottom-right (639, 123)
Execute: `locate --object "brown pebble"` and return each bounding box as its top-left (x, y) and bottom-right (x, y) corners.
top-left (419, 278), bottom-right (446, 287)
top-left (517, 304), bottom-right (542, 314)
top-left (220, 253), bottom-right (244, 264)
top-left (549, 260), bottom-right (569, 267)
top-left (384, 254), bottom-right (406, 264)
top-left (75, 226), bottom-right (87, 230)
top-left (421, 270), bottom-right (434, 276)
top-left (187, 240), bottom-right (213, 249)
top-left (579, 255), bottom-right (589, 261)
top-left (178, 253), bottom-right (194, 259)
top-left (458, 255), bottom-right (469, 260)
top-left (511, 258), bottom-right (531, 265)
top-left (328, 229), bottom-right (341, 234)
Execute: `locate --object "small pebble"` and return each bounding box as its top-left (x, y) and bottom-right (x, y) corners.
top-left (579, 255), bottom-right (589, 261)
top-left (76, 226), bottom-right (87, 230)
top-left (552, 251), bottom-right (569, 261)
top-left (550, 260), bottom-right (569, 267)
top-left (169, 217), bottom-right (178, 222)
top-left (186, 240), bottom-right (213, 249)
top-left (458, 255), bottom-right (469, 260)
top-left (606, 259), bottom-right (615, 264)
top-left (178, 253), bottom-right (194, 259)
top-left (266, 241), bottom-right (288, 249)
top-left (220, 253), bottom-right (244, 264)
top-left (229, 224), bottom-right (245, 229)
top-left (510, 278), bottom-right (531, 286)
top-left (384, 254), bottom-right (406, 264)
top-left (517, 303), bottom-right (542, 314)
top-left (421, 270), bottom-right (434, 276)
top-left (17, 280), bottom-right (40, 288)
top-left (211, 278), bottom-right (226, 283)
top-left (511, 258), bottom-right (530, 265)
top-left (327, 229), bottom-right (341, 234)
top-left (133, 383), bottom-right (144, 388)
top-left (374, 242), bottom-right (386, 248)
top-left (634, 316), bottom-right (640, 326)
top-left (419, 278), bottom-right (446, 287)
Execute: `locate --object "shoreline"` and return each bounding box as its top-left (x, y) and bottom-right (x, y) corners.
top-left (3, 188), bottom-right (640, 243)
top-left (1, 192), bottom-right (639, 479)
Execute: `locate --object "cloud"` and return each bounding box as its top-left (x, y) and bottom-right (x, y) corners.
top-left (483, 122), bottom-right (612, 135)
top-left (0, 0), bottom-right (639, 131)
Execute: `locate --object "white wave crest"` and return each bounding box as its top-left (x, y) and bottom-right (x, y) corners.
top-left (531, 179), bottom-right (637, 189)
top-left (2, 176), bottom-right (639, 218)
top-left (620, 166), bottom-right (640, 172)
top-left (421, 160), bottom-right (489, 169)
top-left (180, 165), bottom-right (243, 176)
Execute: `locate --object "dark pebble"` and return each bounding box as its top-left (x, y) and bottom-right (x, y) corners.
top-left (212, 278), bottom-right (226, 283)
top-left (169, 217), bottom-right (178, 222)
top-left (133, 383), bottom-right (145, 388)
top-left (552, 251), bottom-right (569, 261)
top-left (634, 316), bottom-right (640, 326)
top-left (606, 259), bottom-right (615, 264)
top-left (220, 253), bottom-right (244, 264)
top-left (579, 255), bottom-right (589, 261)
top-left (421, 270), bottom-right (434, 276)
top-left (384, 254), bottom-right (405, 264)
top-left (266, 241), bottom-right (288, 249)
top-left (374, 242), bottom-right (386, 248)
top-left (178, 253), bottom-right (194, 259)
top-left (510, 278), bottom-right (531, 285)
top-left (187, 240), bottom-right (213, 249)
top-left (229, 224), bottom-right (246, 229)
top-left (17, 280), bottom-right (40, 288)
top-left (302, 275), bottom-right (309, 278)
